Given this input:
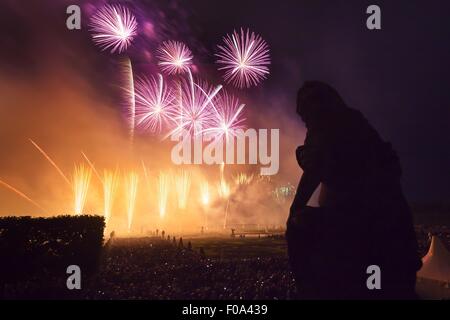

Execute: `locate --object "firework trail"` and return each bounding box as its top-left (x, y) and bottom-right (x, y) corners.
top-left (157, 41), bottom-right (193, 75)
top-left (81, 151), bottom-right (102, 183)
top-left (218, 163), bottom-right (230, 199)
top-left (29, 139), bottom-right (71, 188)
top-left (73, 164), bottom-right (92, 215)
top-left (0, 179), bottom-right (47, 213)
top-left (175, 170), bottom-right (191, 210)
top-left (167, 72), bottom-right (222, 138)
top-left (158, 172), bottom-right (170, 218)
top-left (141, 160), bottom-right (150, 187)
top-left (103, 169), bottom-right (119, 226)
top-left (121, 58), bottom-right (136, 142)
top-left (216, 28), bottom-right (271, 88)
top-left (217, 163), bottom-right (230, 229)
top-left (89, 4), bottom-right (138, 54)
top-left (202, 92), bottom-right (246, 141)
top-left (135, 74), bottom-right (177, 134)
top-left (125, 172), bottom-right (138, 232)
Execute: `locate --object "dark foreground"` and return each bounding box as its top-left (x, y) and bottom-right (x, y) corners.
top-left (1, 236), bottom-right (297, 300)
top-left (1, 225), bottom-right (449, 300)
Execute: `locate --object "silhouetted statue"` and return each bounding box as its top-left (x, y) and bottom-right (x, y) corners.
top-left (287, 81), bottom-right (421, 299)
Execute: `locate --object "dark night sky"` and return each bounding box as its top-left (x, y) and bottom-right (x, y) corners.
top-left (0, 0), bottom-right (449, 204)
top-left (189, 0), bottom-right (450, 203)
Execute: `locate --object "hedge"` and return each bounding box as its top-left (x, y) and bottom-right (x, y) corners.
top-left (0, 215), bottom-right (104, 281)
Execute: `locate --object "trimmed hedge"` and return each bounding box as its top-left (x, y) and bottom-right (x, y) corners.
top-left (0, 215), bottom-right (104, 281)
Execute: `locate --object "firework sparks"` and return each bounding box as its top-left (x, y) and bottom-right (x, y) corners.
top-left (202, 92), bottom-right (246, 141)
top-left (216, 28), bottom-right (270, 88)
top-left (218, 163), bottom-right (230, 199)
top-left (168, 72), bottom-right (222, 137)
top-left (89, 4), bottom-right (138, 54)
top-left (73, 164), bottom-right (92, 215)
top-left (0, 179), bottom-right (47, 213)
top-left (135, 74), bottom-right (176, 134)
top-left (103, 169), bottom-right (119, 226)
top-left (29, 139), bottom-right (71, 188)
top-left (157, 41), bottom-right (193, 75)
top-left (125, 172), bottom-right (138, 232)
top-left (234, 173), bottom-right (254, 186)
top-left (175, 170), bottom-right (191, 210)
top-left (200, 181), bottom-right (210, 207)
top-left (158, 172), bottom-right (170, 218)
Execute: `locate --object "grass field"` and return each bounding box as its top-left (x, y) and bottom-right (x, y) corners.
top-left (183, 236), bottom-right (288, 259)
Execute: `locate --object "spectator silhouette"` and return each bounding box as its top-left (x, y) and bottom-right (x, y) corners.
top-left (287, 81), bottom-right (421, 299)
top-left (178, 237), bottom-right (184, 249)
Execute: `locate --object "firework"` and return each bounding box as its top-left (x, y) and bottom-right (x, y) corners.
top-left (157, 41), bottom-right (193, 75)
top-left (135, 74), bottom-right (176, 134)
top-left (121, 58), bottom-right (136, 142)
top-left (89, 4), bottom-right (138, 54)
top-left (175, 170), bottom-right (191, 210)
top-left (200, 181), bottom-right (210, 207)
top-left (234, 172), bottom-right (254, 186)
top-left (29, 139), bottom-right (71, 188)
top-left (125, 172), bottom-right (138, 232)
top-left (103, 169), bottom-right (119, 225)
top-left (168, 72), bottom-right (222, 137)
top-left (216, 28), bottom-right (270, 88)
top-left (202, 92), bottom-right (246, 141)
top-left (73, 164), bottom-right (92, 215)
top-left (158, 172), bottom-right (170, 218)
top-left (0, 179), bottom-right (47, 213)
top-left (81, 151), bottom-right (102, 183)
top-left (218, 163), bottom-right (230, 199)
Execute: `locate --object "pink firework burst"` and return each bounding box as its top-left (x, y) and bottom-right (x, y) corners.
top-left (157, 41), bottom-right (193, 75)
top-left (203, 92), bottom-right (246, 141)
top-left (89, 4), bottom-right (138, 54)
top-left (216, 28), bottom-right (271, 89)
top-left (167, 72), bottom-right (222, 137)
top-left (135, 74), bottom-right (177, 134)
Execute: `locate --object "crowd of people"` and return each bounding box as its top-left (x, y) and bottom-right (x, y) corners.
top-left (85, 237), bottom-right (297, 299)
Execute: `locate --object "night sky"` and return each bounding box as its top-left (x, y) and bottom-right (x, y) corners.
top-left (0, 0), bottom-right (449, 204)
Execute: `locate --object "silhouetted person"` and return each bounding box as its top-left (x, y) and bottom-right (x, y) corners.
top-left (178, 237), bottom-right (184, 249)
top-left (287, 81), bottom-right (421, 299)
top-left (199, 247), bottom-right (206, 258)
top-left (161, 230), bottom-right (165, 239)
top-left (187, 241), bottom-right (192, 251)
top-left (156, 229), bottom-right (159, 236)
top-left (173, 236), bottom-right (176, 245)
